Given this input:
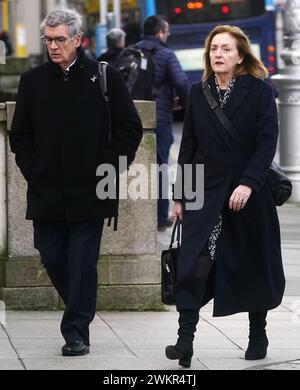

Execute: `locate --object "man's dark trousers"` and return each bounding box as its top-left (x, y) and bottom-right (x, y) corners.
top-left (156, 121), bottom-right (174, 225)
top-left (33, 220), bottom-right (104, 346)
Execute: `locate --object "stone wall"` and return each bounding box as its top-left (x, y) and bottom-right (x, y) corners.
top-left (0, 100), bottom-right (163, 310)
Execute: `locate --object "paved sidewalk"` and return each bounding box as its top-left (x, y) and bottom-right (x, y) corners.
top-left (0, 203), bottom-right (300, 371)
top-left (0, 296), bottom-right (300, 370)
top-left (1, 119), bottom-right (299, 370)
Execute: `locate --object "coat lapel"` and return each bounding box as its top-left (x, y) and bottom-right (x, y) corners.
top-left (202, 75), bottom-right (253, 150)
top-left (222, 75), bottom-right (252, 119)
top-left (202, 80), bottom-right (231, 150)
top-left (200, 95), bottom-right (230, 150)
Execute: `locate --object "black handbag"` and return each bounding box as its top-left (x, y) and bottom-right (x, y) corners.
top-left (202, 81), bottom-right (292, 206)
top-left (161, 218), bottom-right (181, 305)
top-left (267, 161), bottom-right (292, 206)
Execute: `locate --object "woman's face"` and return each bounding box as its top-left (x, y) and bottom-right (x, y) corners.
top-left (210, 32), bottom-right (243, 77)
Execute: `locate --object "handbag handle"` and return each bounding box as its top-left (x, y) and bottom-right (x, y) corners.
top-left (169, 218), bottom-right (181, 250)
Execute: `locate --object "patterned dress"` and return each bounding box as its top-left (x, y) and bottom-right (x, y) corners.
top-left (206, 77), bottom-right (236, 260)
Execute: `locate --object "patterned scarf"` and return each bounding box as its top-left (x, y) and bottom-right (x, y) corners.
top-left (214, 76), bottom-right (236, 108)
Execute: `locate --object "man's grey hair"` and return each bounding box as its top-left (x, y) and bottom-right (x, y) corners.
top-left (106, 28), bottom-right (126, 49)
top-left (40, 8), bottom-right (82, 36)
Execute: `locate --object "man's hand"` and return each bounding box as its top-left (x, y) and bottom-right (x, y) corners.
top-left (229, 185), bottom-right (252, 212)
top-left (172, 201), bottom-right (183, 220)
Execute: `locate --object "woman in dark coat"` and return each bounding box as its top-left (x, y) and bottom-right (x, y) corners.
top-left (165, 25), bottom-right (285, 368)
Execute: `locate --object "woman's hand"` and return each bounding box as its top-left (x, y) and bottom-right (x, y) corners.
top-left (229, 185), bottom-right (252, 212)
top-left (172, 201), bottom-right (183, 220)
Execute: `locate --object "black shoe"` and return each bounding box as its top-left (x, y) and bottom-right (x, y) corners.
top-left (158, 218), bottom-right (174, 231)
top-left (245, 332), bottom-right (268, 360)
top-left (62, 340), bottom-right (90, 356)
top-left (165, 341), bottom-right (193, 368)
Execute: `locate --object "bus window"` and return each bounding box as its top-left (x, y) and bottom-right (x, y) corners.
top-left (153, 0), bottom-right (277, 83)
top-left (156, 0), bottom-right (266, 23)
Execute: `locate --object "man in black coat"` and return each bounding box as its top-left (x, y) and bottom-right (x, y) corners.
top-left (9, 8), bottom-right (142, 356)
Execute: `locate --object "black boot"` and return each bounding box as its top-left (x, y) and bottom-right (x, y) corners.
top-left (165, 309), bottom-right (199, 368)
top-left (245, 311), bottom-right (268, 360)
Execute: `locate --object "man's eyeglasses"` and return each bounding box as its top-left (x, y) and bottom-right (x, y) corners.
top-left (41, 35), bottom-right (75, 46)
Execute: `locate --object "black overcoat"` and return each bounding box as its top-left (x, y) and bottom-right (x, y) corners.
top-left (175, 75), bottom-right (285, 316)
top-left (9, 48), bottom-right (143, 223)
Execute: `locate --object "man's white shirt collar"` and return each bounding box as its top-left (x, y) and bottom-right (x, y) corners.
top-left (64, 57), bottom-right (77, 72)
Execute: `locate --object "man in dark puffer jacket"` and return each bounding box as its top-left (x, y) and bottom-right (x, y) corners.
top-left (136, 15), bottom-right (189, 230)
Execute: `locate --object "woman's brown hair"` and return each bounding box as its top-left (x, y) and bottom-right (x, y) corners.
top-left (203, 25), bottom-right (269, 80)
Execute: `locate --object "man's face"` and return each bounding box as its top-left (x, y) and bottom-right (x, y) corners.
top-left (43, 24), bottom-right (81, 69)
top-left (156, 21), bottom-right (170, 44)
top-left (119, 35), bottom-right (126, 49)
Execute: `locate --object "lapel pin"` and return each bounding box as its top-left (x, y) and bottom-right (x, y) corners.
top-left (90, 75), bottom-right (97, 83)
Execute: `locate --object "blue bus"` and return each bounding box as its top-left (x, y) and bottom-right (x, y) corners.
top-left (149, 0), bottom-right (277, 84)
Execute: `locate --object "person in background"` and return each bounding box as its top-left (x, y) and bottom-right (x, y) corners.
top-left (0, 30), bottom-right (13, 56)
top-left (97, 27), bottom-right (126, 66)
top-left (135, 15), bottom-right (189, 231)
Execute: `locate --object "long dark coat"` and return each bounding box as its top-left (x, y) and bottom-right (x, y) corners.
top-left (9, 48), bottom-right (143, 223)
top-left (175, 75), bottom-right (285, 316)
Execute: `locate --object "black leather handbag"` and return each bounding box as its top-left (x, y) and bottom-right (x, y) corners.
top-left (161, 218), bottom-right (181, 305)
top-left (202, 81), bottom-right (292, 206)
top-left (267, 161), bottom-right (292, 206)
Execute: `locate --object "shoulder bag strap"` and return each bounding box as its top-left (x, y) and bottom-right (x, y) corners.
top-left (99, 62), bottom-right (118, 231)
top-left (98, 61), bottom-right (112, 142)
top-left (202, 80), bottom-right (252, 157)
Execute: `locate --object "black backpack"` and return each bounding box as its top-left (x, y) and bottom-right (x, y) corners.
top-left (114, 45), bottom-right (157, 100)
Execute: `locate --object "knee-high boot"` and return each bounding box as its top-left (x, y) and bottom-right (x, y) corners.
top-left (245, 311), bottom-right (268, 360)
top-left (165, 309), bottom-right (199, 368)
